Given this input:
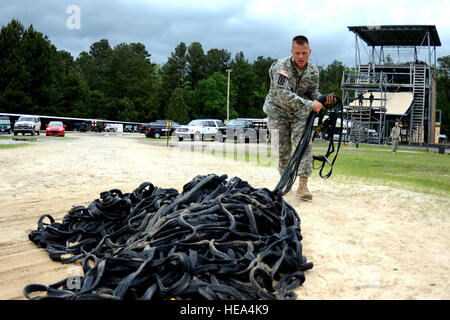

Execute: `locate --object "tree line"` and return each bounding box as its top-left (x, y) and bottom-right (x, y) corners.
top-left (0, 19), bottom-right (448, 136)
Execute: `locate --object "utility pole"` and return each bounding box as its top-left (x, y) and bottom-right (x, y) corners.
top-left (226, 69), bottom-right (231, 123)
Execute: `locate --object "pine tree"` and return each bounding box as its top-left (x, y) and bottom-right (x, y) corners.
top-left (167, 88), bottom-right (190, 123)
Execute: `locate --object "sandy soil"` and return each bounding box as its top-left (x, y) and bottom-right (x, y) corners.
top-left (0, 132), bottom-right (448, 300)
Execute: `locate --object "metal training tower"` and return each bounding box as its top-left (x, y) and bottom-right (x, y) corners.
top-left (341, 25), bottom-right (441, 145)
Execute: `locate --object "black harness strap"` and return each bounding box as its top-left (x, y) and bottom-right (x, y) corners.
top-left (274, 94), bottom-right (343, 195)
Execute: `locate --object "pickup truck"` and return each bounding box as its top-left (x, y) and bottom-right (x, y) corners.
top-left (218, 118), bottom-right (269, 143)
top-left (145, 120), bottom-right (179, 138)
top-left (217, 119), bottom-right (255, 143)
top-left (13, 116), bottom-right (41, 136)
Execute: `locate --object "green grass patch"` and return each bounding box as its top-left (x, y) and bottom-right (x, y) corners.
top-left (128, 136), bottom-right (450, 197)
top-left (186, 140), bottom-right (449, 197)
top-left (330, 143), bottom-right (450, 196)
top-left (0, 143), bottom-right (30, 150)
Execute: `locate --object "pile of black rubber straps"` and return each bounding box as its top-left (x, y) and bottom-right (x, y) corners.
top-left (25, 173), bottom-right (313, 300)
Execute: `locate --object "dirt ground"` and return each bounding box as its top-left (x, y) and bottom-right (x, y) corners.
top-left (0, 132), bottom-right (448, 300)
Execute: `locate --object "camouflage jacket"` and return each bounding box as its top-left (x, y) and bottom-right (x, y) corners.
top-left (263, 56), bottom-right (321, 120)
top-left (390, 126), bottom-right (400, 140)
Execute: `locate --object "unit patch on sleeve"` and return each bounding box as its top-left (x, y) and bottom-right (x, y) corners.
top-left (277, 75), bottom-right (286, 85)
top-left (277, 68), bottom-right (289, 85)
top-left (279, 69), bottom-right (289, 78)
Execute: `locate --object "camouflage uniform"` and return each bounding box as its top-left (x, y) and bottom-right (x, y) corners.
top-left (390, 125), bottom-right (400, 153)
top-left (263, 56), bottom-right (321, 177)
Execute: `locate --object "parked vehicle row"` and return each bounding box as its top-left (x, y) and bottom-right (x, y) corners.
top-left (1, 115), bottom-right (270, 143)
top-left (173, 118), bottom-right (269, 143)
top-left (0, 116), bottom-right (67, 137)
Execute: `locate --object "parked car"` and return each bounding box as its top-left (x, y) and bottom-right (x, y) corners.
top-left (70, 121), bottom-right (88, 132)
top-left (218, 119), bottom-right (257, 143)
top-left (0, 116), bottom-right (12, 134)
top-left (46, 121), bottom-right (66, 137)
top-left (104, 124), bottom-right (117, 132)
top-left (14, 116), bottom-right (41, 136)
top-left (124, 125), bottom-right (139, 133)
top-left (145, 120), bottom-right (179, 139)
top-left (174, 119), bottom-right (224, 141)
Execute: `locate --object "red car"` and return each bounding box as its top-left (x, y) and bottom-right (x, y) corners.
top-left (46, 121), bottom-right (66, 137)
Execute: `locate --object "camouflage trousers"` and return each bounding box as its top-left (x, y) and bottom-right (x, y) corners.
top-left (268, 116), bottom-right (313, 177)
top-left (392, 139), bottom-right (399, 153)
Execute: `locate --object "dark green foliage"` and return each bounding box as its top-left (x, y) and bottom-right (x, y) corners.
top-left (436, 55), bottom-right (450, 136)
top-left (186, 42), bottom-right (206, 89)
top-left (194, 72), bottom-right (237, 120)
top-left (252, 56), bottom-right (276, 91)
top-left (166, 87), bottom-right (190, 123)
top-left (0, 19), bottom-right (58, 114)
top-left (318, 60), bottom-right (346, 99)
top-left (205, 48), bottom-right (232, 77)
top-left (230, 52), bottom-right (267, 119)
top-left (157, 42), bottom-right (188, 114)
top-left (56, 70), bottom-right (90, 117)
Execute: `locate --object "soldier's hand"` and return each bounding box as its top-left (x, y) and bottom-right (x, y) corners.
top-left (312, 100), bottom-right (324, 114)
top-left (325, 93), bottom-right (337, 105)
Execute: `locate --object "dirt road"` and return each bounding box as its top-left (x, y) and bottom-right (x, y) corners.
top-left (0, 133), bottom-right (448, 299)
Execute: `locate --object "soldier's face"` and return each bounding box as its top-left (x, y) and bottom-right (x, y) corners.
top-left (291, 42), bottom-right (311, 69)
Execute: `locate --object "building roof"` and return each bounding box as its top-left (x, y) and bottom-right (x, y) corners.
top-left (348, 25), bottom-right (441, 47)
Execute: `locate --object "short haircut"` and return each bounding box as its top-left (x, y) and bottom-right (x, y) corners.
top-left (292, 35), bottom-right (309, 46)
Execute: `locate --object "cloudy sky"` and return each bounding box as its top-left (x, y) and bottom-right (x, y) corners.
top-left (1, 0), bottom-right (449, 67)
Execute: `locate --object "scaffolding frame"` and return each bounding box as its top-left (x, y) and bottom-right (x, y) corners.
top-left (341, 70), bottom-right (387, 144)
top-left (342, 25), bottom-right (441, 145)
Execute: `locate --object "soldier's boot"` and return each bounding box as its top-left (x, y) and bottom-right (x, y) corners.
top-left (296, 176), bottom-right (313, 201)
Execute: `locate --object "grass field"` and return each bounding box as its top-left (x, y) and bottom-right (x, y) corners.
top-left (185, 139), bottom-right (450, 197)
top-left (322, 143), bottom-right (450, 197)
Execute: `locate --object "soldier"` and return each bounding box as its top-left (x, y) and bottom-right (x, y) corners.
top-left (263, 35), bottom-right (335, 201)
top-left (390, 122), bottom-right (400, 155)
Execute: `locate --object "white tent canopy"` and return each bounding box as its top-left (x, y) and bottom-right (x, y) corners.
top-left (349, 92), bottom-right (414, 115)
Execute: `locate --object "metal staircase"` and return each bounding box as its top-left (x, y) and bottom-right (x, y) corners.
top-left (350, 103), bottom-right (371, 143)
top-left (356, 64), bottom-right (371, 83)
top-left (409, 65), bottom-right (426, 144)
